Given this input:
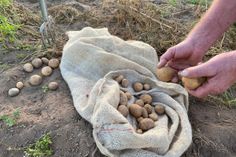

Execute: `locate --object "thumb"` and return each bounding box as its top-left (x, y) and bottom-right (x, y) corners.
top-left (178, 62), bottom-right (215, 78)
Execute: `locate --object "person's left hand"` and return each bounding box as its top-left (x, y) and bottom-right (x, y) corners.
top-left (178, 51), bottom-right (236, 98)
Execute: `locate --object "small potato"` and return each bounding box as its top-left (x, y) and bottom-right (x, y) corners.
top-left (119, 91), bottom-right (128, 106)
top-left (29, 75), bottom-right (42, 86)
top-left (143, 83), bottom-right (151, 90)
top-left (156, 66), bottom-right (176, 82)
top-left (142, 108), bottom-right (148, 118)
top-left (41, 57), bottom-right (49, 65)
top-left (48, 82), bottom-right (59, 90)
top-left (139, 118), bottom-right (155, 131)
top-left (125, 92), bottom-right (132, 100)
top-left (48, 58), bottom-right (60, 69)
top-left (118, 105), bottom-right (129, 117)
top-left (155, 104), bottom-right (165, 115)
top-left (144, 104), bottom-right (153, 114)
top-left (135, 99), bottom-right (144, 107)
top-left (32, 58), bottom-right (43, 68)
top-left (133, 82), bottom-right (143, 92)
top-left (114, 75), bottom-right (124, 83)
top-left (16, 81), bottom-right (24, 89)
top-left (182, 77), bottom-right (206, 90)
top-left (23, 63), bottom-right (34, 73)
top-left (149, 112), bottom-right (158, 121)
top-left (137, 117), bottom-right (144, 123)
top-left (129, 104), bottom-right (143, 118)
top-left (140, 94), bottom-right (152, 104)
top-left (41, 66), bottom-right (53, 76)
top-left (136, 129), bottom-right (143, 134)
top-left (121, 79), bottom-right (129, 88)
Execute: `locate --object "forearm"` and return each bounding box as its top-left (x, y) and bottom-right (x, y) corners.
top-left (186, 0), bottom-right (236, 53)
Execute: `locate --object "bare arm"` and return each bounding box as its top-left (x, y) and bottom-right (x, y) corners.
top-left (186, 0), bottom-right (236, 53)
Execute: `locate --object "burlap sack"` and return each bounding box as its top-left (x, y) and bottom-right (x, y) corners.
top-left (60, 27), bottom-right (192, 157)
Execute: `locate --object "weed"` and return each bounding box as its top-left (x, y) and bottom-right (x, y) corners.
top-left (0, 109), bottom-right (20, 127)
top-left (42, 85), bottom-right (49, 93)
top-left (16, 53), bottom-right (27, 59)
top-left (0, 0), bottom-right (12, 8)
top-left (168, 0), bottom-right (177, 7)
top-left (24, 133), bottom-right (53, 157)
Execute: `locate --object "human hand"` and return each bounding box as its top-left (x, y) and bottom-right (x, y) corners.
top-left (179, 51), bottom-right (236, 98)
top-left (157, 39), bottom-right (206, 82)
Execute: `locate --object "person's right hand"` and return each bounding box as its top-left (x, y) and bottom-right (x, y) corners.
top-left (158, 39), bottom-right (206, 72)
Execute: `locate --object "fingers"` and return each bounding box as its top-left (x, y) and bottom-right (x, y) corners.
top-left (178, 62), bottom-right (216, 78)
top-left (157, 47), bottom-right (176, 68)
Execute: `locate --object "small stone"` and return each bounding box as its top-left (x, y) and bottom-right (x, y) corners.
top-left (16, 81), bottom-right (24, 89)
top-left (29, 75), bottom-right (42, 86)
top-left (23, 63), bottom-right (34, 73)
top-left (48, 58), bottom-right (60, 69)
top-left (41, 57), bottom-right (49, 65)
top-left (32, 58), bottom-right (43, 68)
top-left (143, 83), bottom-right (151, 90)
top-left (8, 88), bottom-right (20, 97)
top-left (41, 66), bottom-right (53, 76)
top-left (136, 129), bottom-right (143, 134)
top-left (48, 82), bottom-right (58, 90)
top-left (121, 79), bottom-right (129, 88)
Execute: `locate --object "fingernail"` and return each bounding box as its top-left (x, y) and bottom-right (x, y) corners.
top-left (179, 70), bottom-right (188, 77)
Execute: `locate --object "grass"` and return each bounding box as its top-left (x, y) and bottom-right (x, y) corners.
top-left (0, 109), bottom-right (20, 127)
top-left (24, 133), bottom-right (53, 157)
top-left (42, 85), bottom-right (49, 93)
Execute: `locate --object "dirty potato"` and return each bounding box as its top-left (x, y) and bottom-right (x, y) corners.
top-left (155, 104), bottom-right (165, 115)
top-left (129, 104), bottom-right (143, 118)
top-left (119, 91), bottom-right (128, 106)
top-left (135, 99), bottom-right (144, 107)
top-left (139, 118), bottom-right (155, 131)
top-left (118, 105), bottom-right (129, 117)
top-left (133, 82), bottom-right (143, 92)
top-left (140, 94), bottom-right (152, 104)
top-left (149, 112), bottom-right (158, 121)
top-left (156, 66), bottom-right (176, 82)
top-left (142, 108), bottom-right (148, 118)
top-left (29, 75), bottom-right (42, 86)
top-left (121, 79), bottom-right (129, 88)
top-left (125, 92), bottom-right (132, 100)
top-left (144, 104), bottom-right (153, 114)
top-left (143, 83), bottom-right (151, 90)
top-left (182, 77), bottom-right (206, 90)
top-left (114, 75), bottom-right (124, 83)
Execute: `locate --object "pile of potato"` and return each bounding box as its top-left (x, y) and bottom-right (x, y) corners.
top-left (156, 66), bottom-right (206, 90)
top-left (114, 75), bottom-right (166, 134)
top-left (8, 56), bottom-right (60, 97)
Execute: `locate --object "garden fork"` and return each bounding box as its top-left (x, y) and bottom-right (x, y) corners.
top-left (39, 0), bottom-right (55, 47)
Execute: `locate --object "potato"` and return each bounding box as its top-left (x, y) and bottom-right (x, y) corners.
top-left (23, 63), bottom-right (34, 73)
top-left (48, 58), bottom-right (60, 68)
top-left (118, 105), bottom-right (129, 117)
top-left (41, 57), bottom-right (49, 65)
top-left (29, 75), bottom-right (42, 86)
top-left (41, 66), bottom-right (53, 76)
top-left (182, 77), bottom-right (206, 90)
top-left (140, 94), bottom-right (152, 104)
top-left (142, 108), bottom-right (148, 118)
top-left (135, 99), bottom-right (144, 107)
top-left (114, 75), bottom-right (124, 83)
top-left (8, 88), bottom-right (20, 97)
top-left (149, 112), bottom-right (158, 121)
top-left (121, 79), bottom-right (129, 88)
top-left (16, 81), bottom-right (24, 89)
top-left (32, 58), bottom-right (43, 68)
top-left (133, 82), bottom-right (143, 92)
top-left (144, 104), bottom-right (153, 114)
top-left (119, 91), bottom-right (128, 106)
top-left (139, 118), bottom-right (155, 131)
top-left (48, 82), bottom-right (59, 90)
top-left (143, 83), bottom-right (151, 90)
top-left (137, 117), bottom-right (144, 123)
top-left (129, 104), bottom-right (143, 118)
top-left (136, 129), bottom-right (143, 134)
top-left (155, 104), bottom-right (165, 115)
top-left (156, 66), bottom-right (176, 82)
top-left (125, 92), bottom-right (132, 100)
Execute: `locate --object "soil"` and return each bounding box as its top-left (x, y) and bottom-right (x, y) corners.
top-left (0, 0), bottom-right (236, 157)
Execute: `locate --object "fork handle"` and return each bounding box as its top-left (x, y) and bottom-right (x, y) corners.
top-left (39, 0), bottom-right (48, 21)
